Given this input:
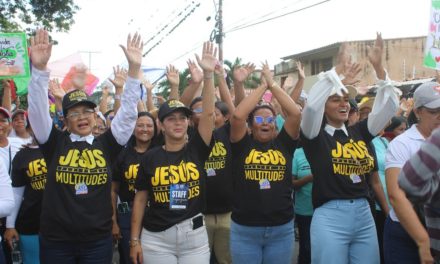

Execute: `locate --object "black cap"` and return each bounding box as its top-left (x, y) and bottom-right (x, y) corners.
top-left (62, 90), bottom-right (97, 116)
top-left (158, 99), bottom-right (192, 122)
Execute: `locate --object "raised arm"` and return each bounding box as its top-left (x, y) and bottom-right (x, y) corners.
top-left (166, 65), bottom-right (180, 100)
top-left (289, 61), bottom-right (305, 103)
top-left (215, 63), bottom-right (235, 115)
top-left (1, 80), bottom-right (12, 112)
top-left (111, 33), bottom-right (145, 145)
top-left (233, 63), bottom-right (255, 106)
top-left (109, 65), bottom-right (127, 114)
top-left (366, 33), bottom-right (399, 136)
top-left (262, 61), bottom-right (301, 139)
top-left (99, 85), bottom-right (110, 114)
top-left (301, 43), bottom-right (360, 139)
top-left (28, 29), bottom-right (54, 144)
top-left (195, 42), bottom-right (217, 145)
top-left (230, 77), bottom-right (268, 143)
top-left (180, 59), bottom-right (203, 106)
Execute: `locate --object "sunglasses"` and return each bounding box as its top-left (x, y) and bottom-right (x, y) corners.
top-left (192, 108), bottom-right (203, 114)
top-left (254, 116), bottom-right (275, 124)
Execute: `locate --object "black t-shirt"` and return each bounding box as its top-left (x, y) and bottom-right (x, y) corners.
top-left (204, 123), bottom-right (233, 214)
top-left (113, 145), bottom-right (148, 203)
top-left (135, 131), bottom-right (211, 232)
top-left (301, 119), bottom-right (375, 209)
top-left (39, 125), bottom-right (122, 242)
top-left (11, 147), bottom-right (47, 234)
top-left (231, 127), bottom-right (297, 226)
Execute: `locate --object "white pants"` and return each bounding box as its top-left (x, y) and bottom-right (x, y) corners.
top-left (141, 214), bottom-right (210, 264)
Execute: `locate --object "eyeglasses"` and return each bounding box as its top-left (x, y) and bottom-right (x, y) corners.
top-left (254, 116), bottom-right (275, 124)
top-left (192, 108), bottom-right (203, 114)
top-left (164, 115), bottom-right (188, 123)
top-left (66, 109), bottom-right (95, 120)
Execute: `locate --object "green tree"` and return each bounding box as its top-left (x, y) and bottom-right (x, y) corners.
top-left (0, 0), bottom-right (79, 33)
top-left (224, 57), bottom-right (260, 89)
top-left (157, 69), bottom-right (190, 99)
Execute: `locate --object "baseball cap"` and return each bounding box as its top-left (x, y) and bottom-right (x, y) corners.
top-left (11, 109), bottom-right (26, 120)
top-left (414, 81), bottom-right (440, 109)
top-left (62, 89), bottom-right (97, 116)
top-left (158, 100), bottom-right (192, 122)
top-left (0, 107), bottom-right (11, 120)
top-left (358, 97), bottom-right (375, 111)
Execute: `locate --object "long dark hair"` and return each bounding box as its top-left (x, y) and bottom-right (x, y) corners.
top-left (127, 111), bottom-right (158, 148)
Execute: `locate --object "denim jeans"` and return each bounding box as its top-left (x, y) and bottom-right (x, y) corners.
top-left (230, 219), bottom-right (294, 264)
top-left (383, 215), bottom-right (419, 264)
top-left (311, 198), bottom-right (379, 264)
top-left (140, 214), bottom-right (210, 264)
top-left (40, 235), bottom-right (112, 264)
top-left (296, 214), bottom-right (312, 264)
top-left (117, 210), bottom-right (131, 264)
top-left (20, 234), bottom-right (40, 264)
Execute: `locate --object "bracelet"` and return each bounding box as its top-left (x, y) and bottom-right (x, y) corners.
top-left (114, 94), bottom-right (121, 100)
top-left (129, 238), bottom-right (140, 248)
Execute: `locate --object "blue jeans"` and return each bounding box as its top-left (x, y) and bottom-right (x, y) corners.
top-left (311, 198), bottom-right (379, 264)
top-left (20, 234), bottom-right (40, 264)
top-left (117, 210), bottom-right (131, 264)
top-left (296, 214), bottom-right (312, 264)
top-left (230, 219), bottom-right (294, 264)
top-left (40, 235), bottom-right (112, 264)
top-left (383, 215), bottom-right (419, 264)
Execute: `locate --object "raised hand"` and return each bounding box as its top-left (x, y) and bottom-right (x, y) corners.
top-left (214, 62), bottom-right (226, 77)
top-left (120, 33), bottom-right (143, 78)
top-left (367, 32), bottom-right (386, 79)
top-left (108, 65), bottom-right (127, 89)
top-left (187, 59), bottom-right (203, 83)
top-left (195, 42), bottom-right (218, 73)
top-left (48, 79), bottom-right (65, 99)
top-left (142, 78), bottom-right (155, 92)
top-left (341, 62), bottom-right (362, 86)
top-left (261, 61), bottom-right (275, 88)
top-left (233, 62), bottom-right (256, 83)
top-left (29, 29), bottom-right (53, 71)
top-left (296, 61), bottom-right (305, 80)
top-left (166, 65), bottom-right (180, 87)
top-left (367, 32), bottom-right (384, 68)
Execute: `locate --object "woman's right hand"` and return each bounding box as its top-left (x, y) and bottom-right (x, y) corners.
top-left (4, 228), bottom-right (19, 249)
top-left (130, 243), bottom-right (143, 264)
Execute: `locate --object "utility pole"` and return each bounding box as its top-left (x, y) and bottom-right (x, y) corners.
top-left (217, 0), bottom-right (224, 62)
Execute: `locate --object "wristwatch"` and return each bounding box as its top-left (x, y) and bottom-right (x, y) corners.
top-left (129, 238), bottom-right (140, 248)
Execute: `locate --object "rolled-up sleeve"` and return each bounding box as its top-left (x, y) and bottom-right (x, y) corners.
top-left (367, 74), bottom-right (399, 136)
top-left (28, 68), bottom-right (53, 144)
top-left (111, 77), bottom-right (144, 145)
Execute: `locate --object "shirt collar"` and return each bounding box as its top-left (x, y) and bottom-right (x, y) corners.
top-left (69, 133), bottom-right (94, 145)
top-left (324, 123), bottom-right (349, 137)
top-left (407, 124), bottom-right (426, 141)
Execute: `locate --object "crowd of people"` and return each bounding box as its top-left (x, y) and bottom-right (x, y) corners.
top-left (0, 29), bottom-right (439, 264)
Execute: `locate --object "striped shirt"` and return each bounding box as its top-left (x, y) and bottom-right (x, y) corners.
top-left (398, 127), bottom-right (440, 259)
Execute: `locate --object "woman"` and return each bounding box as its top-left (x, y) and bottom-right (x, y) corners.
top-left (111, 112), bottom-right (157, 264)
top-left (27, 29), bottom-right (143, 263)
top-left (229, 62), bottom-right (301, 264)
top-left (384, 81), bottom-right (440, 264)
top-left (130, 42), bottom-right (216, 264)
top-left (0, 160), bottom-right (14, 264)
top-left (300, 34), bottom-right (399, 264)
top-left (4, 133), bottom-right (46, 264)
top-left (383, 116), bottom-right (407, 141)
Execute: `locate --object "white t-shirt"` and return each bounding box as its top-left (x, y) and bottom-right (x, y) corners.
top-left (385, 124), bottom-right (425, 221)
top-left (0, 137), bottom-right (24, 176)
top-left (0, 159), bottom-right (14, 242)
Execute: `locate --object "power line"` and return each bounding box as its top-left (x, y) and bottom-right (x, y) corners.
top-left (225, 0), bottom-right (331, 34)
